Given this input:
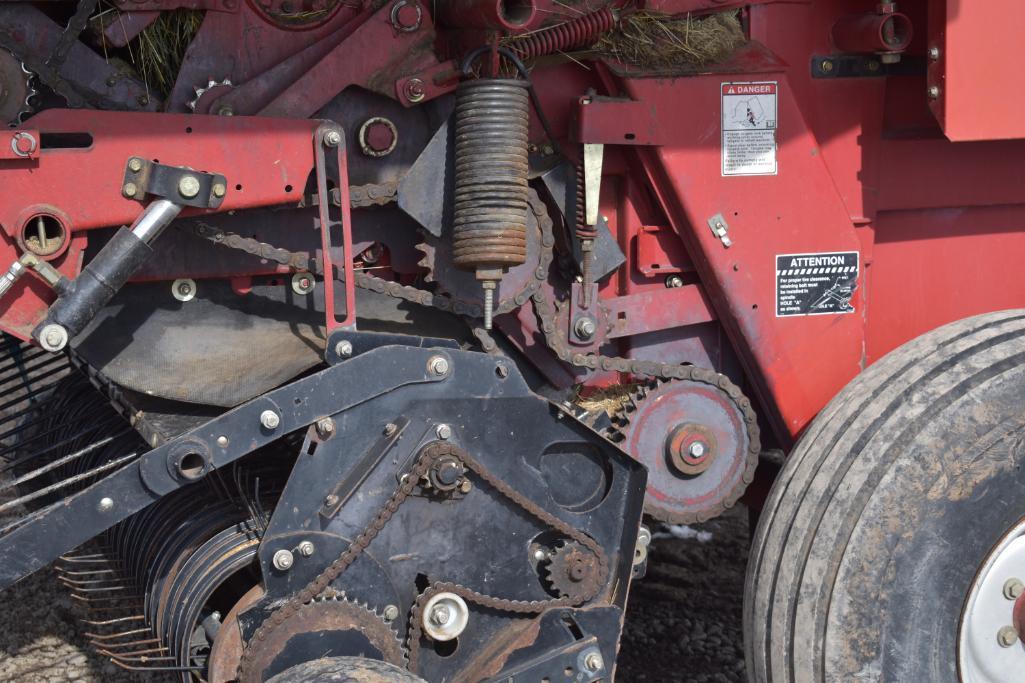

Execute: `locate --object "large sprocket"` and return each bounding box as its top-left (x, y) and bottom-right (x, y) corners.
top-left (241, 593), bottom-right (407, 682)
top-left (607, 378), bottom-right (758, 524)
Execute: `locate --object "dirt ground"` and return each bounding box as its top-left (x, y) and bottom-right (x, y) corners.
top-left (0, 508), bottom-right (750, 682)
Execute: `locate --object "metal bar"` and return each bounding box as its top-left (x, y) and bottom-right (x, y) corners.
top-left (0, 345), bottom-right (447, 589)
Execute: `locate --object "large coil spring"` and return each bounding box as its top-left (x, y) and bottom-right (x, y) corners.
top-left (508, 7), bottom-right (616, 61)
top-left (452, 78), bottom-right (531, 274)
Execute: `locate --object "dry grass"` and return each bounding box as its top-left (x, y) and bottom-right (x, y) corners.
top-left (131, 9), bottom-right (204, 99)
top-left (574, 383), bottom-right (638, 416)
top-left (596, 10), bottom-right (746, 69)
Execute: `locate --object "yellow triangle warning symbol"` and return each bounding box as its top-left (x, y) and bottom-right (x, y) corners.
top-left (727, 87), bottom-right (735, 94)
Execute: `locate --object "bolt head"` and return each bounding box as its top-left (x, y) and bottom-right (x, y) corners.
top-left (212, 183), bottom-right (226, 199)
top-left (688, 441), bottom-right (707, 458)
top-left (404, 78), bottom-right (426, 103)
top-left (665, 275), bottom-right (684, 288)
top-left (122, 182), bottom-right (138, 198)
top-left (585, 652), bottom-right (604, 672)
top-left (383, 423), bottom-right (398, 437)
top-left (297, 541), bottom-right (315, 557)
top-left (324, 130), bottom-right (342, 147)
top-left (533, 548), bottom-right (546, 562)
top-left (324, 494), bottom-right (339, 507)
top-left (459, 479), bottom-right (472, 493)
top-left (430, 604), bottom-right (451, 625)
top-left (435, 424), bottom-right (452, 440)
top-left (39, 324), bottom-right (68, 352)
top-left (820, 59), bottom-right (834, 73)
top-left (574, 317), bottom-right (597, 340)
top-left (998, 625), bottom-right (1019, 647)
top-left (428, 356), bottom-right (450, 376)
top-left (97, 497), bottom-right (114, 512)
top-left (1004, 578), bottom-right (1024, 600)
top-left (260, 409), bottom-right (280, 430)
top-left (335, 340), bottom-right (353, 358)
top-left (272, 549), bottom-right (294, 571)
top-left (178, 175), bottom-right (201, 199)
top-left (216, 436), bottom-right (229, 447)
top-left (128, 157), bottom-right (143, 172)
top-left (928, 45), bottom-right (941, 61)
top-left (928, 85), bottom-right (941, 100)
top-left (316, 417), bottom-right (335, 438)
top-left (383, 605), bottom-right (400, 621)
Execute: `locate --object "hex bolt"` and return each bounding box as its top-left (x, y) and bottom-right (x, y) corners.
top-left (178, 175), bottom-right (201, 199)
top-left (39, 324), bottom-right (68, 352)
top-left (688, 441), bottom-right (707, 459)
top-left (998, 625), bottom-right (1019, 647)
top-left (430, 604), bottom-right (451, 626)
top-left (383, 605), bottom-right (400, 622)
top-left (212, 183), bottom-right (226, 199)
top-left (324, 130), bottom-right (342, 147)
top-left (324, 494), bottom-right (339, 507)
top-left (335, 340), bottom-right (353, 358)
top-left (584, 652), bottom-right (604, 672)
top-left (665, 275), bottom-right (684, 288)
top-left (928, 85), bottom-right (941, 100)
top-left (272, 549), bottom-right (294, 571)
top-left (122, 182), bottom-right (138, 198)
top-left (459, 479), bottom-right (472, 493)
top-left (97, 497), bottom-right (114, 512)
top-left (928, 45), bottom-right (941, 61)
top-left (260, 409), bottom-right (280, 430)
top-left (127, 157), bottom-right (143, 173)
top-left (574, 317), bottom-right (597, 340)
top-left (297, 541), bottom-right (315, 558)
top-left (316, 418), bottom-right (335, 438)
top-left (435, 424), bottom-right (452, 440)
top-left (383, 423), bottom-right (398, 437)
top-left (1003, 578), bottom-right (1024, 600)
top-left (428, 356), bottom-right (450, 377)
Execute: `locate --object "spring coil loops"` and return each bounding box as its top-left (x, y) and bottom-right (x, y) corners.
top-left (452, 78), bottom-right (531, 327)
top-left (509, 7), bottom-right (616, 61)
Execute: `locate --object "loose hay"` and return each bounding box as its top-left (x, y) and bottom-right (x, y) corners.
top-left (574, 383), bottom-right (638, 416)
top-left (124, 8), bottom-right (204, 100)
top-left (596, 10), bottom-right (746, 69)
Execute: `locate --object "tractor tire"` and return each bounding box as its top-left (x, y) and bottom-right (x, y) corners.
top-left (745, 310), bottom-right (1025, 682)
top-left (266, 657), bottom-right (425, 683)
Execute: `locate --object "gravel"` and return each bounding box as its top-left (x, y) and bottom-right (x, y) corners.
top-left (0, 509), bottom-right (750, 682)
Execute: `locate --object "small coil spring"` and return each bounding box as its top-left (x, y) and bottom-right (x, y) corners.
top-left (452, 78), bottom-right (531, 275)
top-left (509, 7), bottom-right (616, 61)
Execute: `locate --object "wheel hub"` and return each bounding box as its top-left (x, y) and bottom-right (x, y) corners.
top-left (959, 519), bottom-right (1025, 682)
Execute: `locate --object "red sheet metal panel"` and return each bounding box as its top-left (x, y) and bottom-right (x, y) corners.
top-left (928, 0), bottom-right (1025, 141)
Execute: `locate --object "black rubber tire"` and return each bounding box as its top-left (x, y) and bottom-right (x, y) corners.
top-left (745, 310), bottom-right (1025, 682)
top-left (266, 656), bottom-right (425, 683)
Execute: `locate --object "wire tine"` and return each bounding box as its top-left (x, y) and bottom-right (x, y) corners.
top-left (0, 432), bottom-right (129, 487)
top-left (81, 614), bottom-right (146, 627)
top-left (0, 411), bottom-right (120, 462)
top-left (55, 568), bottom-right (118, 577)
top-left (0, 378), bottom-right (67, 412)
top-left (0, 354), bottom-right (68, 389)
top-left (0, 397), bottom-right (56, 433)
top-left (0, 451), bottom-right (137, 514)
top-left (92, 638), bottom-right (161, 650)
top-left (84, 628), bottom-right (152, 641)
top-left (97, 646), bottom-right (169, 659)
top-left (0, 363), bottom-right (69, 395)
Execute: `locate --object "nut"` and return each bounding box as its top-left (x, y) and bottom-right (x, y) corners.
top-left (1003, 578), bottom-right (1024, 600)
top-left (383, 604), bottom-right (400, 621)
top-left (574, 317), bottom-right (597, 340)
top-left (383, 423), bottom-right (398, 437)
top-left (122, 182), bottom-right (138, 198)
top-left (428, 356), bottom-right (450, 377)
top-left (178, 175), bottom-right (201, 199)
top-left (584, 651), bottom-right (604, 672)
top-left (296, 541), bottom-right (315, 558)
top-left (928, 45), bottom-right (941, 61)
top-left (665, 275), bottom-right (684, 288)
top-left (688, 441), bottom-right (707, 459)
top-left (212, 182), bottom-right (226, 198)
top-left (127, 157), bottom-right (143, 172)
top-left (39, 324), bottom-right (68, 352)
top-left (324, 130), bottom-right (342, 147)
top-left (172, 278), bottom-right (196, 302)
top-left (998, 625), bottom-right (1019, 648)
top-left (435, 424), bottom-right (452, 440)
top-left (404, 78), bottom-right (426, 103)
top-left (316, 417), bottom-right (335, 438)
top-left (928, 85), bottom-right (941, 100)
top-left (260, 410), bottom-right (280, 430)
top-left (272, 549), bottom-right (294, 571)
top-left (335, 340), bottom-right (353, 358)
top-left (430, 604), bottom-right (451, 625)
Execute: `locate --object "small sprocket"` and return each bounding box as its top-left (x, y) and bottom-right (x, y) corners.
top-left (607, 377), bottom-right (758, 524)
top-left (542, 540), bottom-right (601, 602)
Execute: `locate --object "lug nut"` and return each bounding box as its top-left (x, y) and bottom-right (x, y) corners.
top-left (178, 175), bottom-right (201, 199)
top-left (272, 549), bottom-right (294, 571)
top-left (998, 625), bottom-right (1019, 647)
top-left (260, 410), bottom-right (280, 430)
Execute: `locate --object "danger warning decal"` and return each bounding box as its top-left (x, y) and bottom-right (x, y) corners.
top-left (721, 81), bottom-right (777, 176)
top-left (776, 252), bottom-right (859, 317)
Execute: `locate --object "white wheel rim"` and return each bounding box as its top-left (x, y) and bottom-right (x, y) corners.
top-left (959, 517), bottom-right (1025, 682)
